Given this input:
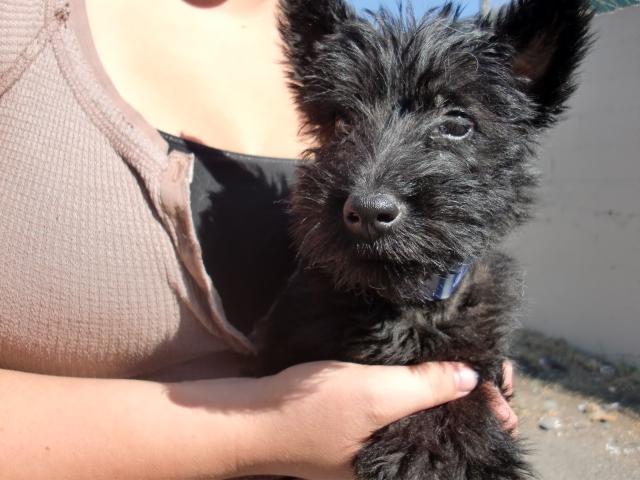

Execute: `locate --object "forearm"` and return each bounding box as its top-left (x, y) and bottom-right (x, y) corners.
top-left (0, 369), bottom-right (269, 480)
top-left (0, 361), bottom-right (489, 480)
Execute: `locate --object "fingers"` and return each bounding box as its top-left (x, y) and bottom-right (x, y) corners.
top-left (489, 361), bottom-right (518, 434)
top-left (489, 387), bottom-right (519, 433)
top-left (502, 361), bottom-right (514, 399)
top-left (366, 362), bottom-right (478, 426)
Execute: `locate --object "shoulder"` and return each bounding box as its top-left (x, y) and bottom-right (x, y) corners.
top-left (0, 0), bottom-right (47, 83)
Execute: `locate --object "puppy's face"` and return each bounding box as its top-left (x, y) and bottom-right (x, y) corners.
top-left (281, 0), bottom-right (592, 302)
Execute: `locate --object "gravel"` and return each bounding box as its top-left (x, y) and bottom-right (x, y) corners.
top-left (513, 330), bottom-right (640, 480)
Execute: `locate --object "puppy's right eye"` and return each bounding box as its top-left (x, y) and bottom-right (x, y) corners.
top-left (334, 114), bottom-right (351, 134)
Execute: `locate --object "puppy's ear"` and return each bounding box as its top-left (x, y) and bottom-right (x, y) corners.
top-left (494, 0), bottom-right (594, 127)
top-left (279, 0), bottom-right (354, 80)
top-left (279, 0), bottom-right (355, 137)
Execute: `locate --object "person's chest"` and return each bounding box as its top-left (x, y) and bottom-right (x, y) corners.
top-left (85, 0), bottom-right (310, 158)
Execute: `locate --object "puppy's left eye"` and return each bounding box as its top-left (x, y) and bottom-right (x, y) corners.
top-left (438, 112), bottom-right (475, 139)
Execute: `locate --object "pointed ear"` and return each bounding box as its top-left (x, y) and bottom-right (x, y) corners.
top-left (278, 0), bottom-right (355, 138)
top-left (278, 0), bottom-right (354, 77)
top-left (494, 0), bottom-right (594, 127)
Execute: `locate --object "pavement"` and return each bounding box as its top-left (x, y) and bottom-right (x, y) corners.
top-left (515, 375), bottom-right (640, 480)
top-left (513, 331), bottom-right (640, 480)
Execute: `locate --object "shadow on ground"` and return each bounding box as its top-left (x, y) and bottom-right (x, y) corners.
top-left (513, 329), bottom-right (640, 414)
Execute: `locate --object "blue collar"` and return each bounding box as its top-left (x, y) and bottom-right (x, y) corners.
top-left (421, 262), bottom-right (471, 301)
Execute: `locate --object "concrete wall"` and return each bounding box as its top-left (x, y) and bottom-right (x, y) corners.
top-left (506, 6), bottom-right (640, 366)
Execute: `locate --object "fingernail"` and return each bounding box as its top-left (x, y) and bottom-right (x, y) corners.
top-left (454, 365), bottom-right (479, 392)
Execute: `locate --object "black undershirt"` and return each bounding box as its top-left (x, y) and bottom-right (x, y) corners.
top-left (160, 131), bottom-right (298, 336)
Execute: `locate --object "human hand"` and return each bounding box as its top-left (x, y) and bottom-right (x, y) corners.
top-left (248, 361), bottom-right (479, 480)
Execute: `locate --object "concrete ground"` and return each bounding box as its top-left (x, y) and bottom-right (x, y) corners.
top-left (515, 376), bottom-right (640, 480)
top-left (513, 331), bottom-right (640, 480)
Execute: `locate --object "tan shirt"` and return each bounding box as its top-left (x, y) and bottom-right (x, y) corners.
top-left (0, 0), bottom-right (256, 379)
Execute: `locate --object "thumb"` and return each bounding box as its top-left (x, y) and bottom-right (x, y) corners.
top-left (366, 362), bottom-right (478, 427)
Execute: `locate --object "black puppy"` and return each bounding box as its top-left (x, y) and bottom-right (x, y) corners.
top-left (255, 1), bottom-right (593, 478)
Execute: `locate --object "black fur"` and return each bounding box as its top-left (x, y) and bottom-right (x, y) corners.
top-left (254, 1), bottom-right (593, 479)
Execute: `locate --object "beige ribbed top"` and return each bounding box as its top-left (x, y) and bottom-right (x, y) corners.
top-left (0, 0), bottom-right (256, 379)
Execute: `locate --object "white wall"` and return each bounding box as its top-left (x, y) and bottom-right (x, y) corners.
top-left (507, 6), bottom-right (640, 366)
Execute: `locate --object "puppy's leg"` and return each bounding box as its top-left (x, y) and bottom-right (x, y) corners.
top-left (355, 388), bottom-right (530, 480)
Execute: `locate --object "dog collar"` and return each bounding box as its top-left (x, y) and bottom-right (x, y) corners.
top-left (422, 262), bottom-right (471, 301)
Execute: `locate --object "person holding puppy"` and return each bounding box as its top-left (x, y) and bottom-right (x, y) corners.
top-left (0, 1), bottom-right (516, 479)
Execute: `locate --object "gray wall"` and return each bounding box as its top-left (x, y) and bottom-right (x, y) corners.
top-left (506, 6), bottom-right (640, 366)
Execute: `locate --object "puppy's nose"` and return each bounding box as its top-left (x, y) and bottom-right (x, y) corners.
top-left (343, 193), bottom-right (402, 240)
